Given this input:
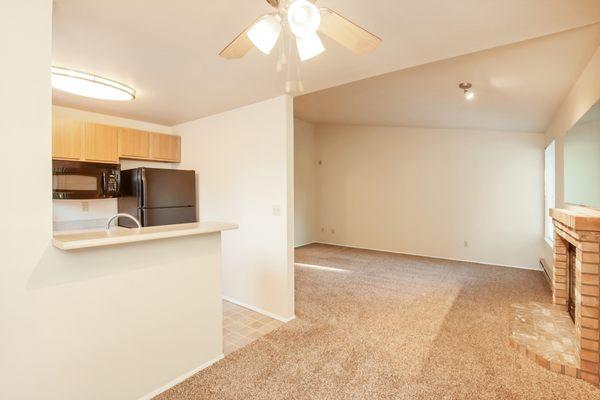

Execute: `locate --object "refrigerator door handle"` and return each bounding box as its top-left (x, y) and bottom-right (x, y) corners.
top-left (140, 168), bottom-right (146, 208)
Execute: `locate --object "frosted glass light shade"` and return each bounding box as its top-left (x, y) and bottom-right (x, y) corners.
top-left (296, 33), bottom-right (325, 61)
top-left (465, 91), bottom-right (475, 101)
top-left (288, 0), bottom-right (321, 38)
top-left (247, 15), bottom-right (282, 55)
top-left (51, 67), bottom-right (135, 100)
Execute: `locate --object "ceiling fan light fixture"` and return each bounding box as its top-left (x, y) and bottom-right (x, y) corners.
top-left (51, 67), bottom-right (135, 100)
top-left (288, 0), bottom-right (321, 38)
top-left (247, 14), bottom-right (282, 55)
top-left (296, 32), bottom-right (325, 61)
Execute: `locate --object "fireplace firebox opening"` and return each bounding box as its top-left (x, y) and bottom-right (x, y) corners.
top-left (567, 243), bottom-right (576, 322)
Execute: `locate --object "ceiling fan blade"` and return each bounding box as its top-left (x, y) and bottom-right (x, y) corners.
top-left (318, 8), bottom-right (381, 55)
top-left (219, 30), bottom-right (253, 59)
top-left (219, 16), bottom-right (266, 59)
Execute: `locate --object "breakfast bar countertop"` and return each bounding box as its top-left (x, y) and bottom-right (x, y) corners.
top-left (53, 221), bottom-right (238, 251)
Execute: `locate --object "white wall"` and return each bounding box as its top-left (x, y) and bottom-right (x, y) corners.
top-left (1, 3), bottom-right (54, 396)
top-left (1, 3), bottom-right (224, 399)
top-left (564, 118), bottom-right (600, 207)
top-left (312, 124), bottom-right (544, 269)
top-left (176, 95), bottom-right (295, 320)
top-left (543, 45), bottom-right (600, 273)
top-left (294, 119), bottom-right (317, 247)
top-left (53, 199), bottom-right (118, 230)
top-left (545, 45), bottom-right (600, 207)
top-left (51, 106), bottom-right (176, 226)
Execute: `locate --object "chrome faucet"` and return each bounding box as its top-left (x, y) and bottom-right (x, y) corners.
top-left (106, 213), bottom-right (142, 229)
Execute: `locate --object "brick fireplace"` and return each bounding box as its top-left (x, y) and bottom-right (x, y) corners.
top-left (550, 208), bottom-right (600, 385)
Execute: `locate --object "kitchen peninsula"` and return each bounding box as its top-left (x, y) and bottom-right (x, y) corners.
top-left (50, 221), bottom-right (238, 398)
top-left (53, 221), bottom-right (237, 250)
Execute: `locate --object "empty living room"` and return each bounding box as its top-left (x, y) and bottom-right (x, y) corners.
top-left (2, 1), bottom-right (600, 399)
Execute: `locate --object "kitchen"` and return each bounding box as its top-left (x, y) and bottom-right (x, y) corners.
top-left (45, 76), bottom-right (299, 393)
top-left (51, 106), bottom-right (191, 232)
top-left (24, 88), bottom-right (296, 400)
top-left (4, 10), bottom-right (296, 394)
top-left (48, 104), bottom-right (242, 398)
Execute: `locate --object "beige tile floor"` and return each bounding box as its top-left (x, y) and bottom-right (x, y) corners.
top-left (223, 300), bottom-right (283, 355)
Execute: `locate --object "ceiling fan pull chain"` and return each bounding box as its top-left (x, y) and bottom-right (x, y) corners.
top-left (285, 35), bottom-right (305, 94)
top-left (285, 31), bottom-right (298, 93)
top-left (296, 52), bottom-right (305, 93)
top-left (276, 39), bottom-right (284, 72)
top-left (293, 34), bottom-right (305, 93)
top-left (277, 20), bottom-right (289, 72)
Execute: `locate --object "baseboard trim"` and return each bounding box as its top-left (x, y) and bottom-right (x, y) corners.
top-left (294, 241), bottom-right (316, 249)
top-left (311, 241), bottom-right (542, 271)
top-left (539, 258), bottom-right (553, 290)
top-left (138, 354), bottom-right (224, 400)
top-left (222, 296), bottom-right (296, 323)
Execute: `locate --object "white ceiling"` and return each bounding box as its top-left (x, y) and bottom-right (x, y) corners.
top-left (52, 0), bottom-right (600, 126)
top-left (295, 23), bottom-right (600, 132)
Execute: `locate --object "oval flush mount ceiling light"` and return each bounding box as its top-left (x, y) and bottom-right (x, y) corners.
top-left (459, 82), bottom-right (475, 101)
top-left (51, 67), bottom-right (136, 101)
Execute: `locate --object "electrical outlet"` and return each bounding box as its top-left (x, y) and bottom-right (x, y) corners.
top-left (272, 205), bottom-right (281, 216)
top-left (81, 201), bottom-right (89, 212)
top-left (464, 241), bottom-right (469, 247)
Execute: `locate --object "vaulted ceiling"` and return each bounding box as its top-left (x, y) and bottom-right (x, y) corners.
top-left (52, 0), bottom-right (600, 126)
top-left (295, 23), bottom-right (600, 132)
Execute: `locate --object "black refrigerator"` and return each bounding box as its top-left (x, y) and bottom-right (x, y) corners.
top-left (118, 167), bottom-right (197, 227)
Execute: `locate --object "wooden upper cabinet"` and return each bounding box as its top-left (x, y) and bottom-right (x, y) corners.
top-left (51, 114), bottom-right (180, 164)
top-left (150, 133), bottom-right (181, 162)
top-left (83, 123), bottom-right (119, 163)
top-left (52, 117), bottom-right (83, 160)
top-left (118, 128), bottom-right (150, 159)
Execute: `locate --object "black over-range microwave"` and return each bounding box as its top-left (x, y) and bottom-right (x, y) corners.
top-left (52, 160), bottom-right (120, 199)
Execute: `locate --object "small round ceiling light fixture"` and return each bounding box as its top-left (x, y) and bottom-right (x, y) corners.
top-left (51, 66), bottom-right (136, 101)
top-left (459, 82), bottom-right (475, 101)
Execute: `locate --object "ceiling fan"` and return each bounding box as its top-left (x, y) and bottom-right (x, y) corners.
top-left (219, 0), bottom-right (381, 90)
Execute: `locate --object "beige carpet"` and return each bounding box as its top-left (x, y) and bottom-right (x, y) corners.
top-left (157, 244), bottom-right (599, 399)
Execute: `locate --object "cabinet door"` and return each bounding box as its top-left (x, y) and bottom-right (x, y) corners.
top-left (118, 128), bottom-right (150, 159)
top-left (52, 117), bottom-right (83, 160)
top-left (149, 133), bottom-right (181, 162)
top-left (83, 123), bottom-right (119, 163)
